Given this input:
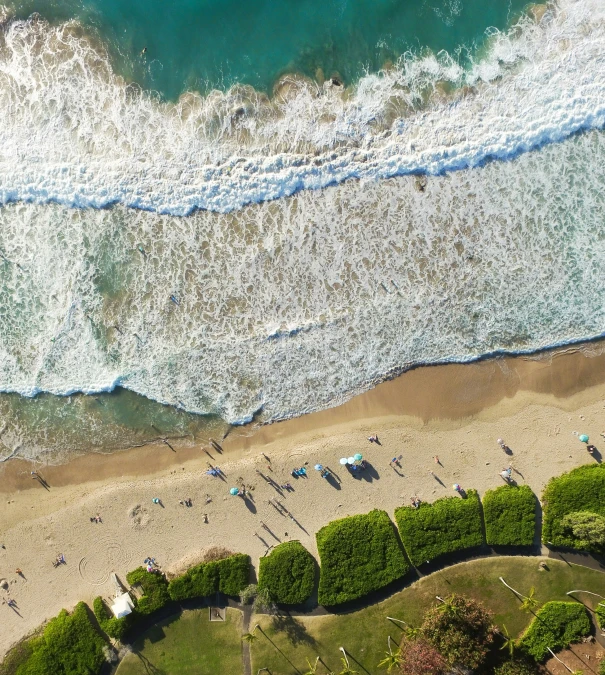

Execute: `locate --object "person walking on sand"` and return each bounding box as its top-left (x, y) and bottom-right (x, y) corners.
top-left (434, 456), bottom-right (441, 465)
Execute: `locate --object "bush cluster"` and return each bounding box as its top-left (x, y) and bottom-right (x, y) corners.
top-left (167, 553), bottom-right (250, 601)
top-left (518, 601), bottom-right (590, 661)
top-left (126, 567), bottom-right (170, 615)
top-left (596, 603), bottom-right (605, 631)
top-left (493, 658), bottom-right (541, 675)
top-left (395, 489), bottom-right (484, 566)
top-left (421, 594), bottom-right (496, 670)
top-left (258, 541), bottom-right (315, 605)
top-left (316, 509), bottom-right (409, 605)
top-left (482, 485), bottom-right (536, 546)
top-left (542, 464), bottom-right (605, 551)
top-left (15, 602), bottom-right (106, 675)
top-left (92, 596), bottom-right (132, 641)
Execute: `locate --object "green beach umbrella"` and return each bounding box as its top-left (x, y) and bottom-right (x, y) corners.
top-left (354, 453), bottom-right (363, 461)
top-left (229, 487), bottom-right (239, 496)
top-left (579, 434), bottom-right (589, 443)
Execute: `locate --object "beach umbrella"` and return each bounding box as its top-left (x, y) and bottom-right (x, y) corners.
top-left (579, 434), bottom-right (589, 443)
top-left (314, 464), bottom-right (323, 471)
top-left (347, 457), bottom-right (355, 464)
top-left (354, 453), bottom-right (363, 461)
top-left (453, 484), bottom-right (460, 491)
top-left (229, 487), bottom-right (239, 496)
top-left (339, 457), bottom-right (348, 465)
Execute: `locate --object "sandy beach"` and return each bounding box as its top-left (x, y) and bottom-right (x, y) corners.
top-left (1, 342), bottom-right (605, 658)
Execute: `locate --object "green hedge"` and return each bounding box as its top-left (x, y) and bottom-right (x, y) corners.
top-left (92, 596), bottom-right (132, 641)
top-left (542, 464), bottom-right (605, 551)
top-left (167, 553), bottom-right (250, 601)
top-left (316, 509), bottom-right (409, 606)
top-left (126, 567), bottom-right (170, 615)
top-left (15, 602), bottom-right (106, 675)
top-left (258, 541), bottom-right (315, 604)
top-left (597, 604), bottom-right (605, 631)
top-left (518, 601), bottom-right (590, 661)
top-left (395, 489), bottom-right (484, 566)
top-left (483, 485), bottom-right (536, 546)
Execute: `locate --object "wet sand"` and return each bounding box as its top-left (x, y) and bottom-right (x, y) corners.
top-left (2, 340), bottom-right (605, 494)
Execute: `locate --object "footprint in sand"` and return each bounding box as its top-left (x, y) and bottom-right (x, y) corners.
top-left (129, 504), bottom-right (150, 530)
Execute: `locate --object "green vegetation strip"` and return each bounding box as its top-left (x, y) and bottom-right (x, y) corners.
top-left (316, 509), bottom-right (409, 605)
top-left (542, 463), bottom-right (605, 552)
top-left (258, 541), bottom-right (315, 605)
top-left (483, 484), bottom-right (536, 546)
top-left (115, 608), bottom-right (242, 675)
top-left (250, 557), bottom-right (605, 675)
top-left (395, 489), bottom-right (484, 566)
top-left (168, 553), bottom-right (250, 601)
top-left (3, 602), bottom-right (106, 675)
top-left (517, 601), bottom-right (590, 662)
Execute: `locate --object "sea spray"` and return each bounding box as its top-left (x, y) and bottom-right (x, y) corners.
top-left (0, 0), bottom-right (603, 213)
top-left (0, 130), bottom-right (604, 434)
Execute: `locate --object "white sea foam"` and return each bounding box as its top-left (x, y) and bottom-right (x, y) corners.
top-left (0, 0), bottom-right (603, 214)
top-left (1, 129), bottom-right (605, 427)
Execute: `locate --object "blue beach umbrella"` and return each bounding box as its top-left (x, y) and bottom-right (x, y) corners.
top-left (579, 434), bottom-right (589, 443)
top-left (229, 487), bottom-right (239, 496)
top-left (314, 464), bottom-right (323, 471)
top-left (354, 453), bottom-right (363, 461)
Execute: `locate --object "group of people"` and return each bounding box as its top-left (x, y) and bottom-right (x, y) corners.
top-left (52, 554), bottom-right (66, 568)
top-left (178, 498), bottom-right (193, 507)
top-left (89, 513), bottom-right (102, 523)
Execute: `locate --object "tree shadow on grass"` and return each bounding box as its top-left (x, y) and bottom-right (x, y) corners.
top-left (271, 612), bottom-right (317, 647)
top-left (135, 652), bottom-right (168, 675)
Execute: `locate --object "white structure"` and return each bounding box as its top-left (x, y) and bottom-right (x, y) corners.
top-left (111, 592), bottom-right (134, 619)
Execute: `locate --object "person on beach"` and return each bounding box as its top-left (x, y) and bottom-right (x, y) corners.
top-left (434, 456), bottom-right (440, 465)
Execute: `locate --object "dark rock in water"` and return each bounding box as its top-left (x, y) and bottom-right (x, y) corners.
top-left (232, 106), bottom-right (246, 118)
top-left (331, 78), bottom-right (342, 87)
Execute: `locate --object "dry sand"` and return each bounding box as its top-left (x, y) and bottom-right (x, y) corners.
top-left (1, 343), bottom-right (605, 657)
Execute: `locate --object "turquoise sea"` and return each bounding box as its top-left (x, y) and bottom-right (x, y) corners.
top-left (0, 0), bottom-right (604, 462)
top-left (4, 0), bottom-right (527, 99)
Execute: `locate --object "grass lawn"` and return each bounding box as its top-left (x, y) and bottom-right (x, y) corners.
top-left (115, 608), bottom-right (242, 675)
top-left (250, 557), bottom-right (605, 675)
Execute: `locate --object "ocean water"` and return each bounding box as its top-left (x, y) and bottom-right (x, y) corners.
top-left (0, 0), bottom-right (604, 461)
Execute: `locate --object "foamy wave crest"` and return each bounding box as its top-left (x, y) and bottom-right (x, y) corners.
top-left (0, 0), bottom-right (604, 214)
top-left (0, 130), bottom-right (604, 424)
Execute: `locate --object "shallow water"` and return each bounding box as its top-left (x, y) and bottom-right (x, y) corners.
top-left (0, 0), bottom-right (604, 461)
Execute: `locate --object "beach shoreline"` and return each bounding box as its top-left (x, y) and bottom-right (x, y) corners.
top-left (1, 341), bottom-right (605, 658)
top-left (2, 339), bottom-right (605, 495)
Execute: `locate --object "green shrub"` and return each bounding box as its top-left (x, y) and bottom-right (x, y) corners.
top-left (542, 464), bottom-right (605, 551)
top-left (167, 554), bottom-right (250, 601)
top-left (600, 657), bottom-right (605, 675)
top-left (126, 567), bottom-right (170, 615)
top-left (493, 658), bottom-right (541, 674)
top-left (597, 603), bottom-right (605, 631)
top-left (518, 601), bottom-right (590, 661)
top-left (395, 489), bottom-right (484, 566)
top-left (92, 596), bottom-right (132, 641)
top-left (217, 553), bottom-right (250, 596)
top-left (483, 485), bottom-right (536, 546)
top-left (316, 509), bottom-right (409, 605)
top-left (258, 541), bottom-right (315, 604)
top-left (421, 594), bottom-right (496, 670)
top-left (15, 602), bottom-right (106, 675)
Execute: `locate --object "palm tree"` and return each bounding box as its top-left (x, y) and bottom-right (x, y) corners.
top-left (302, 657), bottom-right (320, 675)
top-left (435, 595), bottom-right (459, 618)
top-left (520, 587), bottom-right (538, 612)
top-left (338, 657), bottom-right (358, 675)
top-left (242, 623), bottom-right (261, 643)
top-left (547, 647), bottom-right (576, 673)
top-left (338, 648), bottom-right (358, 674)
top-left (377, 637), bottom-right (402, 672)
top-left (499, 625), bottom-right (515, 658)
top-left (499, 578), bottom-right (538, 611)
